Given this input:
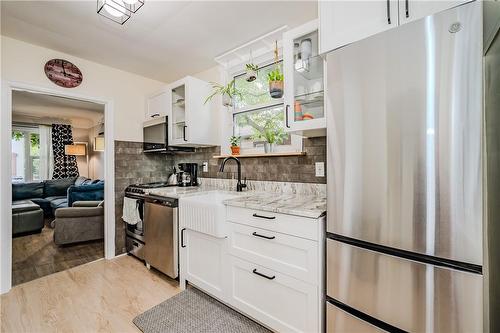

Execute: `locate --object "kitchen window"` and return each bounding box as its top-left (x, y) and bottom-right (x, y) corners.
top-left (232, 61), bottom-right (302, 154)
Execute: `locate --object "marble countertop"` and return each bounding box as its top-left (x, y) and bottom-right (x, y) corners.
top-left (223, 192), bottom-right (326, 219)
top-left (145, 186), bottom-right (326, 219)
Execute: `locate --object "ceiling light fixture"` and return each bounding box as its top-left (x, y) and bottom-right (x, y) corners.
top-left (97, 0), bottom-right (144, 25)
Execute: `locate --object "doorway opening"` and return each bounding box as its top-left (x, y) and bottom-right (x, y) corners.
top-left (10, 91), bottom-right (106, 286)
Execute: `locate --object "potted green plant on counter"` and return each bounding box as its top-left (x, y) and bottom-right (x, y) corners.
top-left (229, 135), bottom-right (241, 155)
top-left (204, 79), bottom-right (242, 107)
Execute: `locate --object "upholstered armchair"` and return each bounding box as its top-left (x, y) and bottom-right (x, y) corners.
top-left (53, 201), bottom-right (104, 246)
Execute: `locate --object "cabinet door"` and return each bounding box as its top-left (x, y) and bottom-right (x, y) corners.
top-left (146, 91), bottom-right (169, 118)
top-left (283, 20), bottom-right (326, 137)
top-left (228, 256), bottom-right (319, 333)
top-left (319, 0), bottom-right (398, 54)
top-left (181, 229), bottom-right (226, 299)
top-left (169, 81), bottom-right (187, 145)
top-left (399, 0), bottom-right (471, 25)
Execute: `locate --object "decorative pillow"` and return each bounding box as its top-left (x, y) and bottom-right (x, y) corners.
top-left (75, 176), bottom-right (90, 186)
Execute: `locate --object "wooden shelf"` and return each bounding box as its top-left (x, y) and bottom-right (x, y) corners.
top-left (213, 152), bottom-right (306, 159)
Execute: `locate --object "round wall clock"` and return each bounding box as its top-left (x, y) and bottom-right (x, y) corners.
top-left (44, 59), bottom-right (83, 88)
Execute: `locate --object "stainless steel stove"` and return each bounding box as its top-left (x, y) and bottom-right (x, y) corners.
top-left (124, 181), bottom-right (179, 279)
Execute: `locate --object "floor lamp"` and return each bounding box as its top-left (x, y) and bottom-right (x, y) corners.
top-left (64, 142), bottom-right (89, 177)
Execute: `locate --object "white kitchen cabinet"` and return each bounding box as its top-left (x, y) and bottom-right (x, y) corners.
top-left (168, 76), bottom-right (218, 147)
top-left (283, 19), bottom-right (326, 137)
top-left (179, 203), bottom-right (325, 333)
top-left (319, 0), bottom-right (398, 54)
top-left (179, 228), bottom-right (227, 300)
top-left (146, 89), bottom-right (169, 119)
top-left (319, 0), bottom-right (471, 54)
top-left (228, 256), bottom-right (319, 333)
top-left (398, 0), bottom-right (471, 24)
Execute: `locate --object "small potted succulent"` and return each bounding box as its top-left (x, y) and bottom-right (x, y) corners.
top-left (244, 63), bottom-right (259, 82)
top-left (267, 67), bottom-right (284, 99)
top-left (229, 135), bottom-right (241, 155)
top-left (204, 79), bottom-right (242, 107)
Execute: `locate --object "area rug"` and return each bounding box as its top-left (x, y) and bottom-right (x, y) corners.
top-left (133, 287), bottom-right (272, 333)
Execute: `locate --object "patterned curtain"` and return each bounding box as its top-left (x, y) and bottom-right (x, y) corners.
top-left (51, 124), bottom-right (79, 179)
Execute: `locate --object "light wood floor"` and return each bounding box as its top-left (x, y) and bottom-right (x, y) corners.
top-left (1, 255), bottom-right (181, 333)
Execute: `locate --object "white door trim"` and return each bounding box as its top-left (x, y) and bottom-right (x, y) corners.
top-left (1, 80), bottom-right (116, 294)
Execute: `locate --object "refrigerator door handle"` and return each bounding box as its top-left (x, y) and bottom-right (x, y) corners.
top-left (386, 0), bottom-right (391, 24)
top-left (285, 104), bottom-right (290, 128)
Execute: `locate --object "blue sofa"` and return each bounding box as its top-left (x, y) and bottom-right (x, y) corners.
top-left (12, 177), bottom-right (104, 217)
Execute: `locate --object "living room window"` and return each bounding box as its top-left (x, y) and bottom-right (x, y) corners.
top-left (12, 126), bottom-right (40, 182)
top-left (232, 61), bottom-right (302, 154)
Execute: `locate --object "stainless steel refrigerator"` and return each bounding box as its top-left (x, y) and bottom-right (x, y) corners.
top-left (325, 1), bottom-right (500, 332)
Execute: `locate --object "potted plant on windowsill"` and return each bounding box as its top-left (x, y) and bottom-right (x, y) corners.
top-left (267, 68), bottom-right (284, 99)
top-left (204, 79), bottom-right (242, 107)
top-left (245, 63), bottom-right (259, 82)
top-left (229, 135), bottom-right (241, 155)
top-left (252, 126), bottom-right (287, 153)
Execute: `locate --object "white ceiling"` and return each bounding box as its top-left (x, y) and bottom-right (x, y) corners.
top-left (13, 90), bottom-right (104, 128)
top-left (1, 1), bottom-right (318, 83)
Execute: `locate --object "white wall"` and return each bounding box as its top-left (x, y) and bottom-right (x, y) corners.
top-left (1, 36), bottom-right (166, 142)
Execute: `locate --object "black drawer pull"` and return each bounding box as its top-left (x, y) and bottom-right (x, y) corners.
top-left (252, 269), bottom-right (275, 280)
top-left (252, 232), bottom-right (275, 240)
top-left (252, 213), bottom-right (276, 220)
top-left (181, 228), bottom-right (186, 248)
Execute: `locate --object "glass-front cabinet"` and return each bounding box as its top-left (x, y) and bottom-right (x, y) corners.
top-left (168, 76), bottom-right (218, 147)
top-left (283, 19), bottom-right (326, 137)
top-left (170, 83), bottom-right (187, 143)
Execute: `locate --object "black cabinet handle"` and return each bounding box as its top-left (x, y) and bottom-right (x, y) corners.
top-left (387, 0), bottom-right (391, 24)
top-left (285, 104), bottom-right (290, 128)
top-left (252, 269), bottom-right (276, 280)
top-left (183, 125), bottom-right (188, 142)
top-left (181, 228), bottom-right (186, 248)
top-left (405, 0), bottom-right (409, 18)
top-left (252, 213), bottom-right (276, 220)
top-left (252, 232), bottom-right (276, 240)
top-left (151, 113), bottom-right (160, 118)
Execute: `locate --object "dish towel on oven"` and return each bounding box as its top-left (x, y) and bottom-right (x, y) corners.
top-left (122, 197), bottom-right (141, 225)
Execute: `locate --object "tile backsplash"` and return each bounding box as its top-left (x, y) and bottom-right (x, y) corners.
top-left (114, 137), bottom-right (326, 254)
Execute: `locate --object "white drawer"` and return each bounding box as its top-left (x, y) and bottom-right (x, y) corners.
top-left (228, 222), bottom-right (319, 284)
top-left (226, 206), bottom-right (319, 241)
top-left (228, 256), bottom-right (319, 333)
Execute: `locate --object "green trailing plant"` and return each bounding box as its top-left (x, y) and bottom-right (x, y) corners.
top-left (229, 135), bottom-right (241, 147)
top-left (204, 79), bottom-right (242, 105)
top-left (267, 68), bottom-right (284, 82)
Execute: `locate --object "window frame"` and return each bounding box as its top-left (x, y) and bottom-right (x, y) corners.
top-left (11, 125), bottom-right (40, 182)
top-left (230, 60), bottom-right (302, 154)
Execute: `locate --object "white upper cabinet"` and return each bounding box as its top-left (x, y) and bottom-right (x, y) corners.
top-left (168, 76), bottom-right (218, 147)
top-left (399, 0), bottom-right (471, 25)
top-left (283, 19), bottom-right (326, 137)
top-left (319, 0), bottom-right (471, 54)
top-left (146, 89), bottom-right (169, 118)
top-left (319, 0), bottom-right (398, 54)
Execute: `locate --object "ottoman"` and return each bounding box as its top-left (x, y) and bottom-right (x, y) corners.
top-left (12, 200), bottom-right (44, 236)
